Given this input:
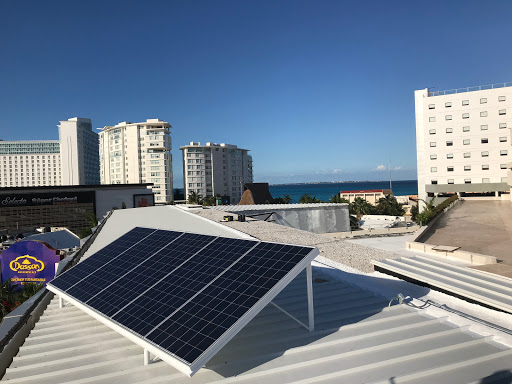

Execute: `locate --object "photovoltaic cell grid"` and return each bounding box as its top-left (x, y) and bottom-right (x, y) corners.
top-left (49, 227), bottom-right (315, 368)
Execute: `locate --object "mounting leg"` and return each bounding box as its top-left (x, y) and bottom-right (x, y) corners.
top-left (144, 349), bottom-right (151, 365)
top-left (306, 263), bottom-right (315, 332)
top-left (59, 296), bottom-right (64, 309)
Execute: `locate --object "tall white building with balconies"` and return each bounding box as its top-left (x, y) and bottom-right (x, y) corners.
top-left (98, 119), bottom-right (173, 204)
top-left (180, 142), bottom-right (253, 204)
top-left (415, 83), bottom-right (512, 203)
top-left (0, 117), bottom-right (99, 187)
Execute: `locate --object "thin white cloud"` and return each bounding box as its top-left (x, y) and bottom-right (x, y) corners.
top-left (375, 164), bottom-right (386, 171)
top-left (393, 166), bottom-right (402, 170)
top-left (332, 169), bottom-right (342, 174)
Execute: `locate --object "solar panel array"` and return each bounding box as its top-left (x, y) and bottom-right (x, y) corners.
top-left (49, 227), bottom-right (316, 371)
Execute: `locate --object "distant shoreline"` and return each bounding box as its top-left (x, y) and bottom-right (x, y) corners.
top-left (268, 179), bottom-right (417, 187)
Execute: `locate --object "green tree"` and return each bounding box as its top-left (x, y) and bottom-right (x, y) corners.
top-left (414, 197), bottom-right (436, 225)
top-left (374, 194), bottom-right (406, 216)
top-left (329, 194), bottom-right (350, 204)
top-left (299, 194), bottom-right (324, 204)
top-left (78, 227), bottom-right (92, 239)
top-left (187, 191), bottom-right (203, 205)
top-left (202, 196), bottom-right (217, 206)
top-left (272, 195), bottom-right (292, 204)
top-left (121, 202), bottom-right (127, 209)
top-left (350, 197), bottom-right (374, 227)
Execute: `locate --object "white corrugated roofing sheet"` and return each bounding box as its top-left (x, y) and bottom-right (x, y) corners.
top-left (3, 207), bottom-right (512, 383)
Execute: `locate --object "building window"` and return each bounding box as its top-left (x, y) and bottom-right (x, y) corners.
top-left (446, 128), bottom-right (453, 133)
top-left (481, 138), bottom-right (488, 144)
top-left (480, 98), bottom-right (487, 104)
top-left (481, 125), bottom-right (488, 131)
top-left (482, 178), bottom-right (490, 183)
top-left (464, 152), bottom-right (471, 158)
top-left (448, 179), bottom-right (454, 184)
top-left (464, 165), bottom-right (471, 171)
top-left (501, 164), bottom-right (507, 169)
top-left (431, 167), bottom-right (437, 172)
top-left (463, 139), bottom-right (470, 145)
top-left (430, 154), bottom-right (437, 160)
top-left (500, 123), bottom-right (507, 129)
top-left (465, 179), bottom-right (471, 184)
top-left (446, 141), bottom-right (453, 146)
top-left (462, 100), bottom-right (469, 106)
top-left (429, 129), bottom-right (436, 135)
top-left (482, 151), bottom-right (489, 157)
top-left (482, 165), bottom-right (489, 170)
top-left (447, 153), bottom-right (453, 159)
top-left (499, 96), bottom-right (506, 102)
top-left (501, 150), bottom-right (508, 156)
top-left (430, 142), bottom-right (436, 147)
top-left (445, 102), bottom-right (452, 108)
top-left (480, 111), bottom-right (488, 117)
top-left (447, 166), bottom-right (454, 172)
top-left (428, 104), bottom-right (435, 109)
top-left (463, 126), bottom-right (470, 132)
top-left (429, 117), bottom-right (436, 122)
top-left (500, 137), bottom-right (507, 142)
top-left (431, 180), bottom-right (438, 184)
top-left (499, 109), bottom-right (506, 115)
top-left (462, 113), bottom-right (469, 119)
top-left (445, 115), bottom-right (452, 120)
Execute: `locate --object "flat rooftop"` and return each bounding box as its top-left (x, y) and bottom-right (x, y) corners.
top-left (420, 200), bottom-right (512, 276)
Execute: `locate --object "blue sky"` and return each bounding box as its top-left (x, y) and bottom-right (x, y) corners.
top-left (1, 1), bottom-right (511, 187)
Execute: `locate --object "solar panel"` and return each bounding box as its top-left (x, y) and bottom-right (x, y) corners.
top-left (48, 227), bottom-right (318, 376)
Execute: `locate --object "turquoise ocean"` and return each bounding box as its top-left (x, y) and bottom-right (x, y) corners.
top-left (269, 180), bottom-right (418, 203)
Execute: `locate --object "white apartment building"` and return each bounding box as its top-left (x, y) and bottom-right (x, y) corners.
top-left (0, 117), bottom-right (99, 188)
top-left (415, 83), bottom-right (512, 204)
top-left (98, 119), bottom-right (173, 204)
top-left (180, 142), bottom-right (253, 204)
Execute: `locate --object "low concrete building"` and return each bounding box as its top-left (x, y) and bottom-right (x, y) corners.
top-left (211, 203), bottom-right (350, 234)
top-left (340, 189), bottom-right (392, 205)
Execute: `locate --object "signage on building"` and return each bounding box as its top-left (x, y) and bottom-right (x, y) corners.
top-left (0, 191), bottom-right (95, 207)
top-left (134, 194), bottom-right (155, 207)
top-left (0, 241), bottom-right (63, 286)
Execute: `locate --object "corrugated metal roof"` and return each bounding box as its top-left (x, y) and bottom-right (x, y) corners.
top-left (3, 208), bottom-right (512, 383)
top-left (22, 230), bottom-right (80, 250)
top-left (374, 255), bottom-right (512, 313)
top-left (4, 267), bottom-right (512, 383)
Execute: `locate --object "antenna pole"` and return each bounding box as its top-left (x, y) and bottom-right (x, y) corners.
top-left (389, 160), bottom-right (392, 191)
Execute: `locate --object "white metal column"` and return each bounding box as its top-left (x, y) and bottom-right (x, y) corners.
top-left (306, 263), bottom-right (315, 332)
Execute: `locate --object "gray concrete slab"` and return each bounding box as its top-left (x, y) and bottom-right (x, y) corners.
top-left (420, 200), bottom-right (512, 265)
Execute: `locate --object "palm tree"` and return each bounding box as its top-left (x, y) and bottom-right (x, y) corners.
top-left (187, 191), bottom-right (202, 205)
top-left (350, 197), bottom-right (374, 227)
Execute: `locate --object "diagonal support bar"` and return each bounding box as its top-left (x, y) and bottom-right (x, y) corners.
top-left (270, 301), bottom-right (309, 331)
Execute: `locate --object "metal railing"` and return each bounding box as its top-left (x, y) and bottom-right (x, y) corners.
top-left (428, 82), bottom-right (512, 97)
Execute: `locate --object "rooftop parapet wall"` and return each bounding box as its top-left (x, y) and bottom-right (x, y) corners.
top-left (211, 204), bottom-right (350, 234)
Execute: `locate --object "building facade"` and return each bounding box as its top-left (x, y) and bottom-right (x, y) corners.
top-left (98, 119), bottom-right (173, 204)
top-left (415, 83), bottom-right (512, 203)
top-left (0, 184), bottom-right (154, 235)
top-left (0, 117), bottom-right (99, 188)
top-left (180, 142), bottom-right (253, 204)
top-left (339, 189), bottom-right (393, 205)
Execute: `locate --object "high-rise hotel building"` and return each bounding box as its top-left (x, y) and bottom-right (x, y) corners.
top-left (415, 83), bottom-right (512, 203)
top-left (98, 119), bottom-right (173, 204)
top-left (0, 117), bottom-right (100, 187)
top-left (180, 142), bottom-right (253, 204)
